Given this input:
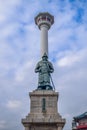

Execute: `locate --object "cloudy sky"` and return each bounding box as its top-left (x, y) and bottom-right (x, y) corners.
top-left (0, 0), bottom-right (87, 130)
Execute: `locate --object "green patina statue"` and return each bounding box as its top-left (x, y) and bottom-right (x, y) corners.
top-left (35, 53), bottom-right (54, 90)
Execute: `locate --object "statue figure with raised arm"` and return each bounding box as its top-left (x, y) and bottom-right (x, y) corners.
top-left (35, 53), bottom-right (54, 90)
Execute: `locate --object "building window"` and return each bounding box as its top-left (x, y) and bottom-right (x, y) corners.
top-left (42, 16), bottom-right (46, 21)
top-left (47, 17), bottom-right (51, 22)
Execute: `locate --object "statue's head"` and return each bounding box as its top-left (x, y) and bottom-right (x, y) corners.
top-left (42, 53), bottom-right (48, 61)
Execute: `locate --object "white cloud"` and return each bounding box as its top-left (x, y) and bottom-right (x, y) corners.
top-left (56, 48), bottom-right (87, 67)
top-left (15, 60), bottom-right (33, 82)
top-left (6, 100), bottom-right (22, 109)
top-left (0, 120), bottom-right (6, 129)
top-left (58, 55), bottom-right (79, 67)
top-left (57, 51), bottom-right (80, 67)
top-left (0, 0), bottom-right (21, 23)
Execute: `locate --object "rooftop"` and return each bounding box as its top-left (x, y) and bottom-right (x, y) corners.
top-left (74, 112), bottom-right (87, 121)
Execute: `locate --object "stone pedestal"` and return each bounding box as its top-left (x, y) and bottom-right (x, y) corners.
top-left (22, 90), bottom-right (65, 130)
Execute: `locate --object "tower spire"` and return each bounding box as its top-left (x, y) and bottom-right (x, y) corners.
top-left (35, 12), bottom-right (54, 58)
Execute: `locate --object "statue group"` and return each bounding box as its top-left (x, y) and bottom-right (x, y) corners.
top-left (35, 53), bottom-right (54, 90)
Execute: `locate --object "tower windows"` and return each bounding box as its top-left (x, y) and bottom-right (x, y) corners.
top-left (47, 17), bottom-right (51, 22)
top-left (42, 16), bottom-right (46, 20)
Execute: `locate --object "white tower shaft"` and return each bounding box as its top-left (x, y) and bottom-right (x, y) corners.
top-left (40, 25), bottom-right (48, 57)
top-left (35, 12), bottom-right (54, 58)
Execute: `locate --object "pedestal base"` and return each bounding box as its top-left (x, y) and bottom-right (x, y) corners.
top-left (22, 90), bottom-right (66, 130)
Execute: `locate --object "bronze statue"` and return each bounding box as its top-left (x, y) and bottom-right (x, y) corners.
top-left (35, 53), bottom-right (54, 90)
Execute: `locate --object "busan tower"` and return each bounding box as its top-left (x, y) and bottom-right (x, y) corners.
top-left (22, 12), bottom-right (66, 130)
